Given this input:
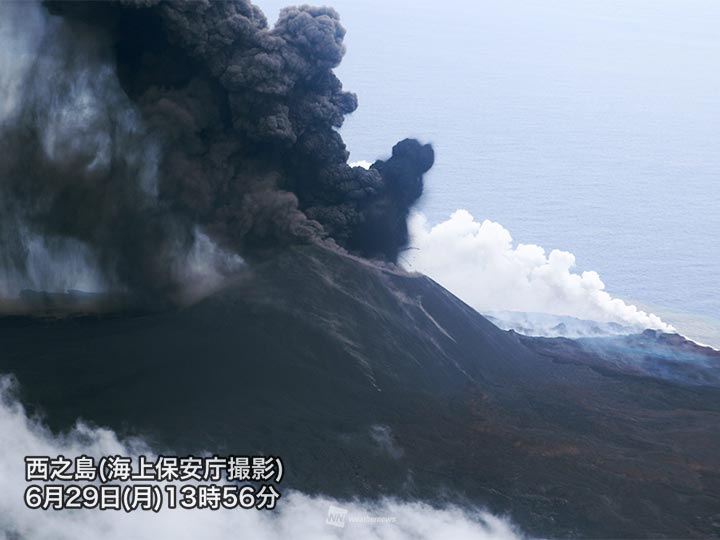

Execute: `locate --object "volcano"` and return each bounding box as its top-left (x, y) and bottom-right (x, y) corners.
top-left (2, 245), bottom-right (719, 538)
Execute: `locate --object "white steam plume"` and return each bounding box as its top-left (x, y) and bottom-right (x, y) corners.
top-left (349, 160), bottom-right (373, 170)
top-left (404, 210), bottom-right (673, 333)
top-left (0, 375), bottom-right (523, 540)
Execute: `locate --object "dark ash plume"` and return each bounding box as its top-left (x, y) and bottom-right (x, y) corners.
top-left (0, 0), bottom-right (434, 302)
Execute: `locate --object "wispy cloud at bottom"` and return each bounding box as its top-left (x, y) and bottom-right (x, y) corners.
top-left (0, 375), bottom-right (524, 540)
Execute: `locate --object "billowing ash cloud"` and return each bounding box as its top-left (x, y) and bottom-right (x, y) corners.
top-left (0, 375), bottom-right (522, 540)
top-left (0, 0), bottom-right (433, 302)
top-left (404, 210), bottom-right (674, 333)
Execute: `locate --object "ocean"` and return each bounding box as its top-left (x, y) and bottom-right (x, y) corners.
top-left (257, 0), bottom-right (720, 346)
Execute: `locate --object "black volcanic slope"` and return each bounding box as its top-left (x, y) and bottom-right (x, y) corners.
top-left (1, 245), bottom-right (719, 538)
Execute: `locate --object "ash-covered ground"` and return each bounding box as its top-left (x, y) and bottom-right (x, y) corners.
top-left (2, 245), bottom-right (719, 539)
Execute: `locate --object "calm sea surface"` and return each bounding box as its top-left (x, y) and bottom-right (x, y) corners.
top-left (257, 0), bottom-right (720, 346)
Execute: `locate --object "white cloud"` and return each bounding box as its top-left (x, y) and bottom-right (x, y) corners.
top-left (349, 160), bottom-right (373, 170)
top-left (404, 210), bottom-right (673, 333)
top-left (0, 375), bottom-right (523, 540)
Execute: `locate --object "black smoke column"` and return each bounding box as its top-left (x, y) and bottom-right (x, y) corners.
top-left (0, 0), bottom-right (435, 300)
top-left (347, 139), bottom-right (435, 261)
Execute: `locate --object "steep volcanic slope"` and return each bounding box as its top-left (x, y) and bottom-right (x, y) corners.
top-left (1, 245), bottom-right (719, 538)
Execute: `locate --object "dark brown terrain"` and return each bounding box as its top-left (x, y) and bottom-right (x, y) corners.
top-left (1, 245), bottom-right (719, 538)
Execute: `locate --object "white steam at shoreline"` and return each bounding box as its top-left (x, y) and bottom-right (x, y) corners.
top-left (403, 209), bottom-right (673, 334)
top-left (0, 375), bottom-right (523, 540)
